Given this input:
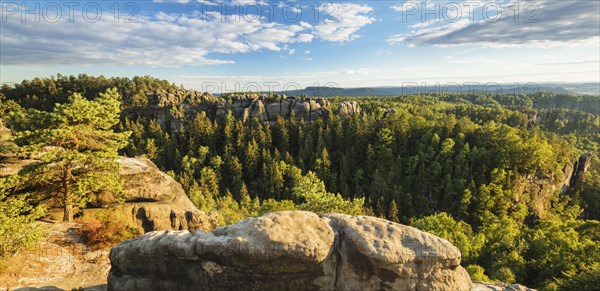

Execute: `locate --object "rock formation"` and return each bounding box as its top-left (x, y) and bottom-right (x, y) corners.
top-left (125, 90), bottom-right (353, 132)
top-left (83, 157), bottom-right (219, 233)
top-left (0, 141), bottom-right (218, 232)
top-left (216, 94), bottom-right (332, 122)
top-left (0, 119), bottom-right (11, 141)
top-left (108, 211), bottom-right (472, 291)
top-left (473, 282), bottom-right (536, 291)
top-left (337, 101), bottom-right (362, 117)
top-left (520, 152), bottom-right (592, 220)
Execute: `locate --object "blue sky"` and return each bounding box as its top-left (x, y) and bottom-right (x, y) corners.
top-left (1, 0), bottom-right (599, 92)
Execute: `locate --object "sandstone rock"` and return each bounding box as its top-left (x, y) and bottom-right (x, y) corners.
top-left (248, 100), bottom-right (267, 121)
top-left (324, 213), bottom-right (471, 290)
top-left (473, 281), bottom-right (536, 291)
top-left (317, 98), bottom-right (330, 109)
top-left (0, 119), bottom-right (11, 140)
top-left (265, 101), bottom-right (284, 120)
top-left (0, 155), bottom-right (218, 232)
top-left (218, 97), bottom-right (332, 122)
top-left (0, 156), bottom-right (36, 177)
top-left (279, 99), bottom-right (292, 117)
top-left (521, 152), bottom-right (592, 220)
top-left (571, 152), bottom-right (592, 186)
top-left (108, 211), bottom-right (472, 291)
top-left (85, 157), bottom-right (219, 233)
top-left (338, 101), bottom-right (362, 116)
top-left (112, 157), bottom-right (190, 204)
top-left (201, 92), bottom-right (215, 102)
top-left (309, 99), bottom-right (322, 111)
top-left (292, 101), bottom-right (311, 120)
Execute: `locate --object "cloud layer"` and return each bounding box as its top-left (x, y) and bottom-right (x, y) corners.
top-left (0, 2), bottom-right (375, 67)
top-left (314, 3), bottom-right (375, 42)
top-left (389, 1), bottom-right (600, 47)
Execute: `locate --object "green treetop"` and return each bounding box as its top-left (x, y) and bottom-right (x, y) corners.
top-left (8, 88), bottom-right (130, 222)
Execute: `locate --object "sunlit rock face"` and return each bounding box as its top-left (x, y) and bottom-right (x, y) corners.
top-left (108, 211), bottom-right (472, 291)
top-left (85, 157), bottom-right (219, 234)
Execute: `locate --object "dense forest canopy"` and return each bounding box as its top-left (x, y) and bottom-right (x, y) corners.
top-left (1, 75), bottom-right (599, 290)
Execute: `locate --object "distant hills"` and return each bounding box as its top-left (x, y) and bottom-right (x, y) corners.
top-left (273, 83), bottom-right (600, 97)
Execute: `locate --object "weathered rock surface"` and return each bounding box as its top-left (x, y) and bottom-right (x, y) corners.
top-left (473, 281), bottom-right (536, 291)
top-left (108, 211), bottom-right (472, 291)
top-left (337, 101), bottom-right (362, 116)
top-left (0, 152), bottom-right (218, 232)
top-left (0, 222), bottom-right (111, 291)
top-left (216, 94), bottom-right (332, 122)
top-left (520, 152), bottom-right (592, 220)
top-left (83, 157), bottom-right (219, 233)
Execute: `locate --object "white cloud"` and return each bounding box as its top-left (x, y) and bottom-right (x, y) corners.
top-left (0, 10), bottom-right (313, 66)
top-left (344, 68), bottom-right (370, 75)
top-left (388, 1), bottom-right (600, 47)
top-left (302, 57), bottom-right (313, 61)
top-left (536, 60), bottom-right (600, 66)
top-left (0, 1), bottom-right (374, 67)
top-left (314, 3), bottom-right (375, 41)
top-left (387, 34), bottom-right (409, 45)
top-left (304, 50), bottom-right (311, 54)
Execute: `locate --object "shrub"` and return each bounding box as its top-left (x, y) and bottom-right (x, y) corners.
top-left (466, 264), bottom-right (490, 282)
top-left (77, 214), bottom-right (140, 249)
top-left (490, 266), bottom-right (516, 284)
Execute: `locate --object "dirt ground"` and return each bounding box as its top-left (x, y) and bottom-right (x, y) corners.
top-left (0, 221), bottom-right (109, 291)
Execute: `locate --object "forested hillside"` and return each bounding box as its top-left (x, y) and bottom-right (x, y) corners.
top-left (1, 75), bottom-right (599, 290)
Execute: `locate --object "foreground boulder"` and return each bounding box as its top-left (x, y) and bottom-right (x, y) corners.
top-left (108, 211), bottom-right (472, 290)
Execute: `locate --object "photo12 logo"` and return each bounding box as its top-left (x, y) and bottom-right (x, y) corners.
top-left (202, 82), bottom-right (341, 96)
top-left (398, 1), bottom-right (540, 24)
top-left (1, 1), bottom-right (139, 23)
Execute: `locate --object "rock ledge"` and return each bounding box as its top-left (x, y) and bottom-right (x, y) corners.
top-left (108, 211), bottom-right (472, 290)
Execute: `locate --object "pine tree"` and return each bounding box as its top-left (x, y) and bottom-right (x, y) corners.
top-left (8, 88), bottom-right (130, 221)
top-left (388, 199), bottom-right (400, 222)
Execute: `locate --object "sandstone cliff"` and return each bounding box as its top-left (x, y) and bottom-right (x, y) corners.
top-left (108, 211), bottom-right (472, 291)
top-left (519, 152), bottom-right (592, 220)
top-left (82, 157), bottom-right (219, 233)
top-left (125, 90), bottom-right (362, 133)
top-left (0, 152), bottom-right (218, 233)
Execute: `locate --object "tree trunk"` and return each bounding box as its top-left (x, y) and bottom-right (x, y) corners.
top-left (63, 161), bottom-right (73, 222)
top-left (64, 204), bottom-right (74, 222)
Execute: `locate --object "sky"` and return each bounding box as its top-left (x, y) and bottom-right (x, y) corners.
top-left (1, 0), bottom-right (599, 93)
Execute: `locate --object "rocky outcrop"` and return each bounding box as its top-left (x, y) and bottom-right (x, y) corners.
top-left (0, 114), bottom-right (216, 231)
top-left (521, 152), bottom-right (592, 220)
top-left (83, 157), bottom-right (218, 233)
top-left (337, 101), bottom-right (362, 117)
top-left (145, 89), bottom-right (216, 108)
top-left (0, 119), bottom-right (11, 141)
top-left (108, 211), bottom-right (472, 291)
top-left (126, 91), bottom-right (338, 131)
top-left (0, 149), bottom-right (218, 232)
top-left (571, 152), bottom-right (592, 187)
top-left (0, 221), bottom-right (112, 290)
top-left (473, 282), bottom-right (536, 291)
top-left (216, 94), bottom-right (332, 122)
